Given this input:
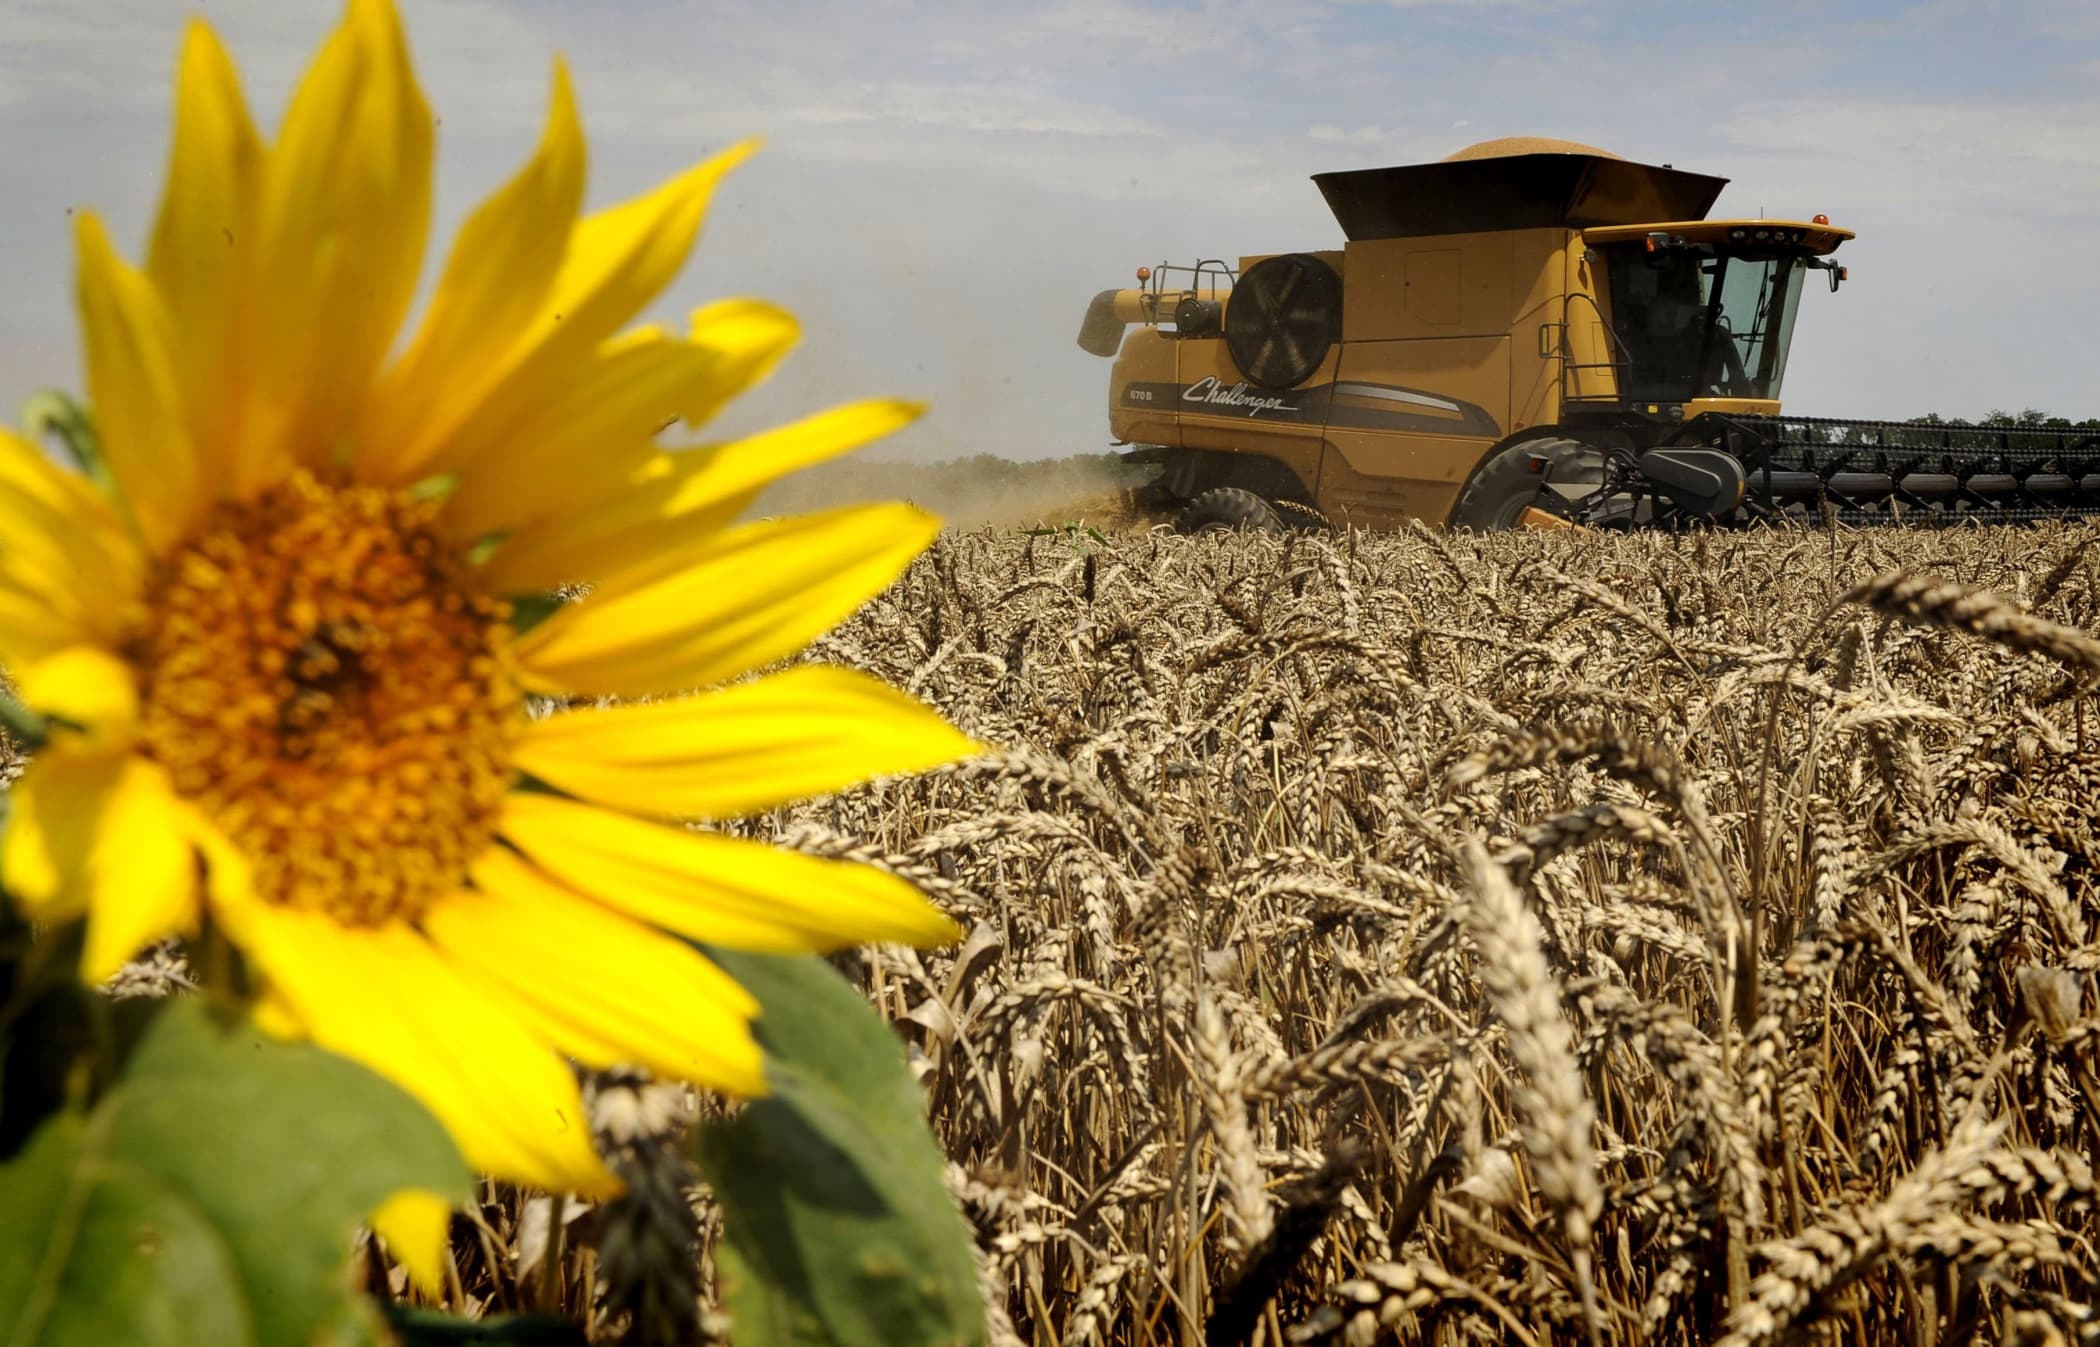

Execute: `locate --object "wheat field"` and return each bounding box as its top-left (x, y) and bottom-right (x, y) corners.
top-left (742, 518), bottom-right (2100, 1347)
top-left (106, 518), bottom-right (2100, 1345)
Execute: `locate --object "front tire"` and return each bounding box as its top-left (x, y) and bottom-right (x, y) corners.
top-left (1177, 487), bottom-right (1282, 534)
top-left (1448, 438), bottom-right (1599, 531)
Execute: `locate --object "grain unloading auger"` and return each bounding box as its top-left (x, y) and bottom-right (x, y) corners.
top-left (1078, 137), bottom-right (2100, 531)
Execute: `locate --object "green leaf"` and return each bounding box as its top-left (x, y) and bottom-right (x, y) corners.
top-left (18, 391), bottom-right (109, 496)
top-left (712, 1237), bottom-right (822, 1346)
top-left (0, 1000), bottom-right (472, 1347)
top-left (507, 593), bottom-right (567, 634)
top-left (695, 951), bottom-right (985, 1347)
top-left (0, 1115), bottom-right (252, 1347)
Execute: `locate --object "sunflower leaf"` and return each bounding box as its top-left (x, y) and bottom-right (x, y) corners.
top-left (18, 389), bottom-right (112, 496)
top-left (695, 951), bottom-right (985, 1347)
top-left (0, 1114), bottom-right (254, 1347)
top-left (0, 999), bottom-right (472, 1347)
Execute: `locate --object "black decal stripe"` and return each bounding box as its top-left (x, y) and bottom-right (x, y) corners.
top-left (1124, 380), bottom-right (1499, 438)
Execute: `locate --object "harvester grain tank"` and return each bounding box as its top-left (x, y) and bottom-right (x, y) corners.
top-left (1079, 137), bottom-right (2100, 529)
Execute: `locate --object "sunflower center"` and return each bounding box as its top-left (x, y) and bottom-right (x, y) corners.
top-left (135, 471), bottom-right (518, 925)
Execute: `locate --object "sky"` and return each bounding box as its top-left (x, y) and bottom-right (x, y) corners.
top-left (2, 0), bottom-right (2096, 463)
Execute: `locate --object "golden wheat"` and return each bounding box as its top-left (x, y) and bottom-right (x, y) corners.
top-left (95, 516), bottom-right (2100, 1345)
top-left (777, 518), bottom-right (2100, 1347)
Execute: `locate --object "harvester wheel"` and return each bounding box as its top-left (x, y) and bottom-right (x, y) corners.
top-left (1448, 438), bottom-right (1601, 532)
top-left (1177, 487), bottom-right (1282, 534)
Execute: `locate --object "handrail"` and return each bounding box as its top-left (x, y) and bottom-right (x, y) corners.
top-left (1146, 259), bottom-right (1237, 310)
top-left (1553, 291), bottom-right (1631, 405)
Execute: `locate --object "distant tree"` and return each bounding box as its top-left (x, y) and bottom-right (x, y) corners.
top-left (1978, 408), bottom-right (2070, 428)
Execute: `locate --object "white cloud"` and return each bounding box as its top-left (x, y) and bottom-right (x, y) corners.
top-left (784, 81), bottom-right (1164, 138)
top-left (1307, 124), bottom-right (1394, 144)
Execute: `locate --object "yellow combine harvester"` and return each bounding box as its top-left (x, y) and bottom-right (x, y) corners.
top-left (1080, 137), bottom-right (2100, 530)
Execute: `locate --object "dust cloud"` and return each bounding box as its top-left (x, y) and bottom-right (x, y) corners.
top-left (749, 452), bottom-right (1157, 529)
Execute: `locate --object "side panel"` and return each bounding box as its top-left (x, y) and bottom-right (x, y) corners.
top-left (1237, 248), bottom-right (1347, 277)
top-left (1509, 228), bottom-right (1574, 431)
top-left (1170, 336), bottom-right (1334, 496)
top-left (1564, 246), bottom-right (1620, 403)
top-left (1342, 232), bottom-right (1513, 342)
top-left (1315, 336), bottom-right (1511, 526)
top-left (1107, 328), bottom-right (1182, 445)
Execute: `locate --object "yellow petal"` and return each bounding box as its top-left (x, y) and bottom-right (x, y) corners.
top-left (0, 753), bottom-right (198, 978)
top-left (422, 142), bottom-right (759, 479)
top-left (0, 437), bottom-right (137, 596)
top-left (74, 212), bottom-right (202, 551)
top-left (440, 299), bottom-right (800, 543)
top-left (370, 1188), bottom-right (452, 1299)
top-left (213, 897), bottom-right (619, 1197)
top-left (0, 429), bottom-right (140, 659)
top-left (539, 144), bottom-right (759, 379)
top-left (499, 792), bottom-right (961, 952)
top-left (483, 398), bottom-right (922, 593)
top-left (357, 59), bottom-right (586, 485)
top-left (516, 503), bottom-right (939, 698)
top-left (0, 425), bottom-right (120, 520)
top-left (232, 0), bottom-right (432, 490)
top-left (250, 981), bottom-right (306, 1041)
top-left (659, 298), bottom-right (801, 427)
top-left (0, 768), bottom-right (72, 920)
top-left (184, 798), bottom-right (256, 915)
top-left (515, 664), bottom-right (977, 819)
top-left (426, 857), bottom-right (765, 1095)
top-left (146, 19), bottom-right (264, 475)
top-left (16, 646), bottom-right (139, 752)
top-left (81, 761), bottom-right (198, 982)
top-left (0, 428), bottom-right (140, 574)
top-left (436, 328), bottom-right (720, 544)
top-left (0, 593), bottom-right (83, 673)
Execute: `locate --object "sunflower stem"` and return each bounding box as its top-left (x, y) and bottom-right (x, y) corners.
top-left (193, 920), bottom-right (255, 1022)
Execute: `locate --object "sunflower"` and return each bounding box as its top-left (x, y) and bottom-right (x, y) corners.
top-left (0, 0), bottom-right (973, 1239)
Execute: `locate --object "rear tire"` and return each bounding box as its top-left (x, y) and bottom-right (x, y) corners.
top-left (1177, 487), bottom-right (1282, 534)
top-left (1448, 438), bottom-right (1593, 531)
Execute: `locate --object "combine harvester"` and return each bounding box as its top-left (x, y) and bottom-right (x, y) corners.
top-left (1078, 137), bottom-right (2100, 530)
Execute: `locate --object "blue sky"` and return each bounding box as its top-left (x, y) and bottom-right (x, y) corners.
top-left (2, 0), bottom-right (2096, 462)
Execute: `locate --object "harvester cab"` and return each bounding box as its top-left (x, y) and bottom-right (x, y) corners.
top-left (1081, 137), bottom-right (2099, 530)
top-left (1573, 219), bottom-right (1850, 410)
